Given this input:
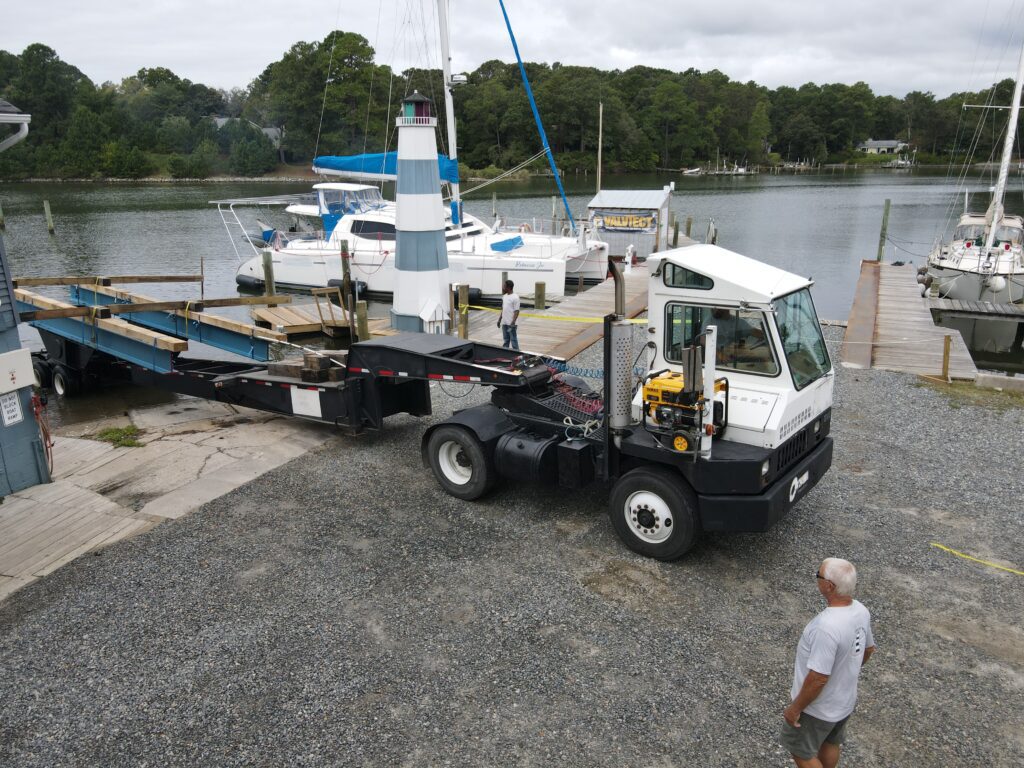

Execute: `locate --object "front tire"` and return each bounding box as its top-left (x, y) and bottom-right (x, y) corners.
top-left (426, 425), bottom-right (496, 501)
top-left (609, 467), bottom-right (699, 560)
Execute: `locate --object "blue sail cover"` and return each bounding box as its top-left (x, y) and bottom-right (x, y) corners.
top-left (313, 152), bottom-right (460, 184)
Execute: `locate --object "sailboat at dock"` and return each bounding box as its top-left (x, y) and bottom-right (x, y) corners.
top-left (926, 44), bottom-right (1024, 304)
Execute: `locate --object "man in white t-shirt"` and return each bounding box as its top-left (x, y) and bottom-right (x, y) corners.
top-left (781, 558), bottom-right (876, 768)
top-left (498, 279), bottom-right (520, 350)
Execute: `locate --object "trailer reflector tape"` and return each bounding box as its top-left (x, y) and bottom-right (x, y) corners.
top-left (427, 373), bottom-right (481, 382)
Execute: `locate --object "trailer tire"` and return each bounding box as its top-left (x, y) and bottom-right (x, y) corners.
top-left (427, 425), bottom-right (496, 500)
top-left (609, 467), bottom-right (698, 560)
top-left (51, 365), bottom-right (80, 398)
top-left (32, 360), bottom-right (52, 390)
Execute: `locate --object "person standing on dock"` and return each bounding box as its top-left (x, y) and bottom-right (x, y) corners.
top-left (499, 279), bottom-right (520, 350)
top-left (781, 558), bottom-right (875, 768)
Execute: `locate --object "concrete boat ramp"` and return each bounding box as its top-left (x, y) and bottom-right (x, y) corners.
top-left (0, 399), bottom-right (333, 601)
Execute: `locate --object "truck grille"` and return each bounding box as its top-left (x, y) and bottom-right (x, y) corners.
top-left (771, 409), bottom-right (831, 477)
top-left (775, 430), bottom-right (808, 473)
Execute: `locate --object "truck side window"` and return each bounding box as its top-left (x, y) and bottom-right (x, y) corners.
top-left (663, 263), bottom-right (713, 290)
top-left (665, 303), bottom-right (779, 375)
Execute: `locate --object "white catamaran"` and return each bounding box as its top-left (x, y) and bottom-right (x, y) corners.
top-left (219, 1), bottom-right (609, 301)
top-left (927, 44), bottom-right (1024, 304)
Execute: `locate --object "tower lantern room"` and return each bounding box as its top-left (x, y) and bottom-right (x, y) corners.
top-left (400, 91), bottom-right (436, 124)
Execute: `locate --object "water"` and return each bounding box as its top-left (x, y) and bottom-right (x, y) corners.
top-left (1, 170), bottom-right (1020, 424)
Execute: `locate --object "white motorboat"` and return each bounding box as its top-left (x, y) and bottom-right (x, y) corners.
top-left (927, 44), bottom-right (1024, 304)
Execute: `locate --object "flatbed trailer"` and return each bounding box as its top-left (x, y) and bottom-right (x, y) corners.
top-left (21, 247), bottom-right (835, 560)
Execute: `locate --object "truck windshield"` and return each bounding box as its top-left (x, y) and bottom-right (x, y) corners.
top-left (774, 288), bottom-right (831, 390)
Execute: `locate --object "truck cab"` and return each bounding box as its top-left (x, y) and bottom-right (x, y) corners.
top-left (642, 244), bottom-right (834, 452)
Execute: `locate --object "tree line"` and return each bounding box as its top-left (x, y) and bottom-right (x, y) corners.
top-left (1, 33), bottom-right (1020, 181)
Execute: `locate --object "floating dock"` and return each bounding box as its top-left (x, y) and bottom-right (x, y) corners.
top-left (842, 261), bottom-right (977, 380)
top-left (468, 263), bottom-right (649, 359)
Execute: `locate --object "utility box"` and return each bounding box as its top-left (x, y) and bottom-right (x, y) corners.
top-left (0, 234), bottom-right (50, 496)
top-left (587, 187), bottom-right (673, 259)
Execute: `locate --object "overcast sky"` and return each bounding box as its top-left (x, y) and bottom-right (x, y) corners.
top-left (4, 0), bottom-right (1024, 98)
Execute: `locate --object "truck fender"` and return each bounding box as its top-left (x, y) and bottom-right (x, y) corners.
top-left (421, 404), bottom-right (517, 467)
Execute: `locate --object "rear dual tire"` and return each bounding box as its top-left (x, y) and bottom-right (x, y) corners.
top-left (426, 425), bottom-right (497, 500)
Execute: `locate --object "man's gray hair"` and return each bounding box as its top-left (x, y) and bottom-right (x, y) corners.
top-left (822, 558), bottom-right (857, 597)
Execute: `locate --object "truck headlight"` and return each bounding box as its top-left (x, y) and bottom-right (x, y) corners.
top-left (761, 459), bottom-right (770, 477)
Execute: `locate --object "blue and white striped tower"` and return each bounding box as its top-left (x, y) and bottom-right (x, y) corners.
top-left (392, 92), bottom-right (451, 333)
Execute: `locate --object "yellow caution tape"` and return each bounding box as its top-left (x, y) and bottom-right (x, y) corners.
top-left (930, 542), bottom-right (1024, 576)
top-left (467, 304), bottom-right (648, 324)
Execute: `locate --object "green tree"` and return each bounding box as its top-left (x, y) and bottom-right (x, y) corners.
top-left (59, 105), bottom-right (108, 177)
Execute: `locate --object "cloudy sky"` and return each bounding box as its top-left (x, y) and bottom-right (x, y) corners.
top-left (4, 0), bottom-right (1024, 98)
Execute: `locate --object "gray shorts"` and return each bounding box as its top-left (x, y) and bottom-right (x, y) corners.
top-left (779, 711), bottom-right (850, 759)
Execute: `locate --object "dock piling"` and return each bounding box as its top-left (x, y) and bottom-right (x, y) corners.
top-left (942, 334), bottom-right (952, 382)
top-left (535, 281), bottom-right (546, 310)
top-left (685, 216), bottom-right (693, 238)
top-left (355, 301), bottom-right (369, 342)
top-left (0, 201), bottom-right (5, 230)
top-left (457, 284), bottom-right (469, 339)
top-left (877, 199), bottom-right (891, 262)
top-left (43, 200), bottom-right (55, 234)
top-left (261, 250), bottom-right (276, 297)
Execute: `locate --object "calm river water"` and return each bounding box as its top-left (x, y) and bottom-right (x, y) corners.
top-left (0, 169), bottom-right (1019, 423)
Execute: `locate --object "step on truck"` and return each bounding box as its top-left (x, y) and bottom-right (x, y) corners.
top-left (24, 243), bottom-right (833, 560)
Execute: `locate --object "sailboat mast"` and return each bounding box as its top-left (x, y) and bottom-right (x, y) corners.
top-left (437, 0), bottom-right (461, 218)
top-left (984, 41), bottom-right (1024, 251)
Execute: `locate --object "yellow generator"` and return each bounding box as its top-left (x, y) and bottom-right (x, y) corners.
top-left (642, 370), bottom-right (728, 455)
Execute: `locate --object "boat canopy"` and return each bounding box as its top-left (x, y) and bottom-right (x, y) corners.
top-left (313, 152), bottom-right (460, 184)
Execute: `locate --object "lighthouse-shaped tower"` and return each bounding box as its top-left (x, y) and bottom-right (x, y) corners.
top-left (392, 92), bottom-right (451, 333)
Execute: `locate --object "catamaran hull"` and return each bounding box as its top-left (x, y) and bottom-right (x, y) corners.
top-left (236, 248), bottom-right (570, 301)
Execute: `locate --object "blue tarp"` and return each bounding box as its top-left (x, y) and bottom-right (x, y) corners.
top-left (490, 236), bottom-right (524, 252)
top-left (312, 152), bottom-right (460, 184)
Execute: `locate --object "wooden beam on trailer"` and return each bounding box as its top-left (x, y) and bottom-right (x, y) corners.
top-left (71, 285), bottom-right (285, 363)
top-left (19, 306), bottom-right (112, 321)
top-left (14, 289), bottom-right (188, 352)
top-left (81, 285), bottom-right (286, 342)
top-left (13, 274), bottom-right (204, 288)
top-left (198, 295), bottom-right (293, 309)
top-left (14, 277), bottom-right (112, 288)
top-left (105, 300), bottom-right (206, 315)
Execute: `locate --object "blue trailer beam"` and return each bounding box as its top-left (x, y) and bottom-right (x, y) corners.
top-left (71, 286), bottom-right (271, 361)
top-left (17, 300), bottom-right (175, 373)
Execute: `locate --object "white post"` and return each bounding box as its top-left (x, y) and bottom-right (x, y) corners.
top-left (701, 326), bottom-right (717, 458)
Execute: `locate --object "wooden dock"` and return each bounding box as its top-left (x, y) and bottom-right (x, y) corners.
top-left (842, 261), bottom-right (977, 380)
top-left (468, 264), bottom-right (649, 359)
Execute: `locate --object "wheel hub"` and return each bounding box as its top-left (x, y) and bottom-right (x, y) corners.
top-left (624, 491), bottom-right (674, 544)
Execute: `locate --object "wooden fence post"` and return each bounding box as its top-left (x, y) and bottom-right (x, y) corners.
top-left (457, 284), bottom-right (469, 339)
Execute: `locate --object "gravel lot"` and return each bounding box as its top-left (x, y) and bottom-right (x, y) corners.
top-left (1, 328), bottom-right (1023, 767)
